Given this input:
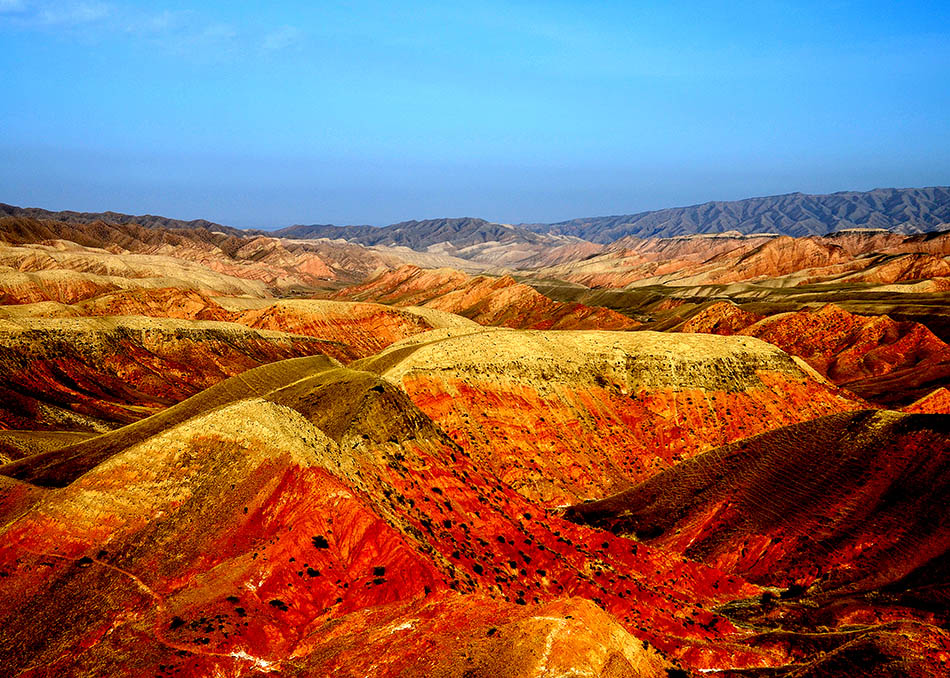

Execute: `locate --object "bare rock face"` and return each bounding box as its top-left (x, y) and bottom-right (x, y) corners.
top-left (0, 215), bottom-right (395, 292)
top-left (0, 291), bottom-right (472, 361)
top-left (334, 265), bottom-right (639, 330)
top-left (2, 335), bottom-right (948, 675)
top-left (536, 235), bottom-right (857, 289)
top-left (564, 408), bottom-right (950, 676)
top-left (830, 252), bottom-right (950, 285)
top-left (359, 328), bottom-right (864, 505)
top-left (536, 229), bottom-right (950, 290)
top-left (234, 299), bottom-right (453, 357)
top-left (676, 301), bottom-right (764, 335)
top-left (743, 304), bottom-right (950, 386)
top-left (0, 293), bottom-right (482, 433)
top-left (0, 240), bottom-right (271, 301)
top-left (2, 206), bottom-right (950, 676)
top-left (70, 287), bottom-right (234, 321)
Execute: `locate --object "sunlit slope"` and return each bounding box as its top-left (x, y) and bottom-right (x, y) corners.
top-left (334, 264), bottom-right (639, 330)
top-left (358, 327), bottom-right (865, 505)
top-left (677, 301), bottom-right (950, 406)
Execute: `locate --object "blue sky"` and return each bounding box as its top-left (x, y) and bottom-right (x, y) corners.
top-left (1, 1), bottom-right (949, 227)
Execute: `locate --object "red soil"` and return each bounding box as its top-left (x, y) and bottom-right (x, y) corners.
top-left (904, 387), bottom-right (950, 414)
top-left (335, 265), bottom-right (639, 330)
top-left (681, 301), bottom-right (950, 405)
top-left (565, 410), bottom-right (950, 598)
top-left (360, 329), bottom-right (865, 506)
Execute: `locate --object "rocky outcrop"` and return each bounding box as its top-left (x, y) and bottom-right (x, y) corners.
top-left (235, 299), bottom-right (455, 357)
top-left (677, 301), bottom-right (764, 335)
top-left (677, 302), bottom-right (950, 406)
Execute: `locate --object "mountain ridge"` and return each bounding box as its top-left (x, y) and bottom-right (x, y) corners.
top-left (0, 202), bottom-right (250, 236)
top-left (8, 186), bottom-right (950, 248)
top-left (524, 186), bottom-right (950, 242)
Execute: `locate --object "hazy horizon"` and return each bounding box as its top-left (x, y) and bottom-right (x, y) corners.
top-left (3, 1), bottom-right (949, 228)
top-left (7, 182), bottom-right (950, 231)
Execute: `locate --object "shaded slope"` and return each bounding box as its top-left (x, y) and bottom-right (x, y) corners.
top-left (334, 265), bottom-right (639, 330)
top-left (565, 410), bottom-right (950, 599)
top-left (358, 328), bottom-right (864, 505)
top-left (0, 203), bottom-right (244, 234)
top-left (0, 431), bottom-right (96, 465)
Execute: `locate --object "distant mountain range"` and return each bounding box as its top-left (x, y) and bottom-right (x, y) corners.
top-left (276, 217), bottom-right (563, 249)
top-left (5, 186), bottom-right (949, 248)
top-left (0, 202), bottom-right (247, 236)
top-left (524, 186), bottom-right (950, 242)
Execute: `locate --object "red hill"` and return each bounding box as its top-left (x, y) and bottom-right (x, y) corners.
top-left (680, 302), bottom-right (950, 406)
top-left (358, 328), bottom-right (864, 506)
top-left (335, 265), bottom-right (639, 330)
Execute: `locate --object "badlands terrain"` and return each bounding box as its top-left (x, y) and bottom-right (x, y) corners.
top-left (1, 187), bottom-right (950, 677)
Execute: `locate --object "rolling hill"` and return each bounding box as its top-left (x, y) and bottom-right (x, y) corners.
top-left (333, 265), bottom-right (639, 330)
top-left (2, 195), bottom-right (950, 676)
top-left (357, 327), bottom-right (864, 505)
